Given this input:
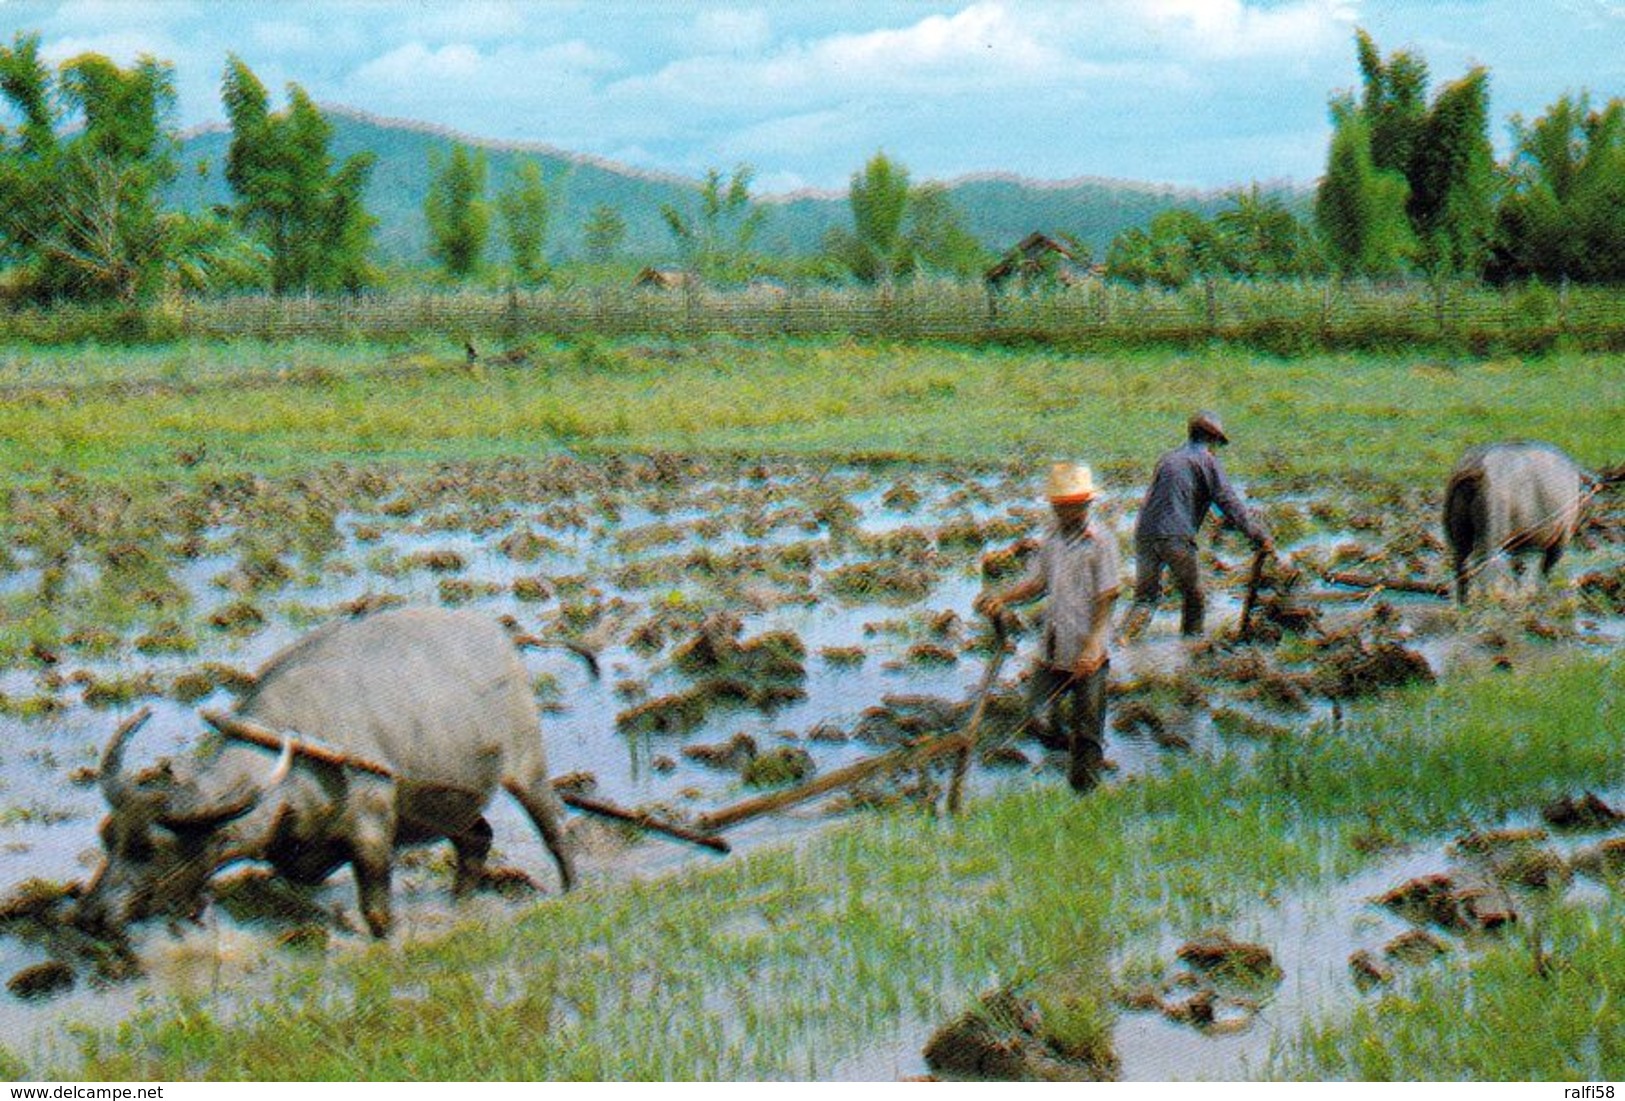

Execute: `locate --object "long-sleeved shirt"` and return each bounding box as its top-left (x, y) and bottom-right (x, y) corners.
top-left (1014, 521), bottom-right (1121, 668)
top-left (1135, 442), bottom-right (1268, 543)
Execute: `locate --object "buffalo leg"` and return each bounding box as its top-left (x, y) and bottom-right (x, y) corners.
top-left (505, 778), bottom-right (577, 893)
top-left (350, 794), bottom-right (397, 937)
top-left (1541, 542), bottom-right (1564, 580)
top-left (450, 816), bottom-right (494, 898)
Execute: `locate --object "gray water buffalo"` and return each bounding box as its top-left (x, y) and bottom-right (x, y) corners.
top-left (1443, 442), bottom-right (1592, 604)
top-left (75, 606), bottom-right (576, 940)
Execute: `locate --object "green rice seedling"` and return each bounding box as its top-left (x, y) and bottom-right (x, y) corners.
top-left (405, 548), bottom-right (467, 573)
top-left (438, 578), bottom-right (501, 605)
top-left (820, 645), bottom-right (866, 667)
top-left (133, 619), bottom-right (197, 656)
top-left (826, 560), bottom-right (936, 604)
top-left (63, 624), bottom-right (122, 657)
top-left (615, 688), bottom-right (713, 736)
top-left (78, 672), bottom-right (160, 709)
top-left (1210, 707), bottom-right (1290, 741)
top-left (741, 747), bottom-right (816, 788)
top-left (207, 599), bottom-right (266, 634)
top-left (511, 575), bottom-right (553, 602)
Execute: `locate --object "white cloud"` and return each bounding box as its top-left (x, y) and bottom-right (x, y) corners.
top-left (1131, 0), bottom-right (1359, 59)
top-left (689, 9), bottom-right (772, 56)
top-left (354, 42), bottom-right (484, 86)
top-left (395, 1), bottom-right (529, 42)
top-left (251, 21), bottom-right (321, 53)
top-left (39, 29), bottom-right (179, 66)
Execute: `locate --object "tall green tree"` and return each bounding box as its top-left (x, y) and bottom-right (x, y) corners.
top-left (660, 164), bottom-right (765, 282)
top-left (0, 33), bottom-right (178, 302)
top-left (221, 55), bottom-right (375, 293)
top-left (1356, 29), bottom-right (1430, 179)
top-left (1103, 209), bottom-right (1226, 287)
top-left (904, 183), bottom-right (985, 277)
top-left (495, 160), bottom-right (548, 284)
top-left (1315, 97), bottom-right (1417, 277)
top-left (582, 203), bottom-right (626, 264)
top-left (425, 143), bottom-right (489, 280)
top-left (1331, 30), bottom-right (1495, 278)
top-left (840, 152), bottom-right (912, 286)
top-left (1489, 92), bottom-right (1625, 283)
top-left (1409, 68), bottom-right (1495, 275)
top-left (1215, 186), bottom-right (1321, 277)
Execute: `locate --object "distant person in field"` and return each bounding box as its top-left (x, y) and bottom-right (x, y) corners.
top-left (1121, 411), bottom-right (1272, 639)
top-left (974, 462), bottom-right (1120, 794)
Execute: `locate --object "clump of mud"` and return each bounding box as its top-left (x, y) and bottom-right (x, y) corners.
top-left (682, 733), bottom-right (758, 771)
top-left (826, 559), bottom-right (937, 603)
top-left (1375, 873), bottom-right (1517, 932)
top-left (1347, 949), bottom-right (1394, 988)
top-left (819, 645), bottom-right (866, 667)
top-left (1117, 931), bottom-right (1282, 1036)
top-left (1383, 928), bottom-right (1450, 966)
top-left (1310, 639), bottom-right (1434, 701)
top-left (672, 614), bottom-right (807, 682)
top-left (0, 878), bottom-right (78, 923)
top-left (852, 694), bottom-right (963, 747)
top-left (1175, 933), bottom-right (1282, 985)
top-left (741, 747), bottom-right (816, 788)
top-left (7, 961), bottom-right (74, 1001)
top-left (980, 538), bottom-right (1039, 584)
top-left (923, 985), bottom-right (1118, 1082)
top-left (1541, 792), bottom-right (1623, 831)
top-left (1210, 707), bottom-right (1290, 741)
top-left (1570, 838), bottom-right (1625, 882)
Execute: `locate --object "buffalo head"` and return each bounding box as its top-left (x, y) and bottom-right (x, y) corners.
top-left (73, 707), bottom-right (292, 940)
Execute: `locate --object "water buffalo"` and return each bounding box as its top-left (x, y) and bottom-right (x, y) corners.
top-left (75, 606), bottom-right (576, 940)
top-left (1443, 442), bottom-right (1591, 604)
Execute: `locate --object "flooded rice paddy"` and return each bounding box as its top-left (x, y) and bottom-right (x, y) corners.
top-left (1, 455), bottom-right (1621, 1075)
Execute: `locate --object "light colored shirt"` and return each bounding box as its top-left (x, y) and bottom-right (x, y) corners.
top-left (1017, 520), bottom-right (1121, 668)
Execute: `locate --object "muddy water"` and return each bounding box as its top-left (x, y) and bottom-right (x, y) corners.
top-left (1, 459), bottom-right (1620, 1072)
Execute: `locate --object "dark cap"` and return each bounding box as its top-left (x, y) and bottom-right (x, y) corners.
top-left (1188, 410), bottom-right (1230, 446)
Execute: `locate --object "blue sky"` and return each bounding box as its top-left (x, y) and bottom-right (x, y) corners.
top-left (3, 1), bottom-right (1622, 193)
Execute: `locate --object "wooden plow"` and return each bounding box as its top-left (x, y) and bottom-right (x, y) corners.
top-left (698, 611), bottom-right (1021, 832)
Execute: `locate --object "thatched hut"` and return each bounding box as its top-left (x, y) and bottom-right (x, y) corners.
top-left (984, 233), bottom-right (1093, 292)
top-left (633, 267), bottom-right (695, 290)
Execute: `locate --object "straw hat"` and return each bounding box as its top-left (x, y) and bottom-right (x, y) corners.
top-left (1046, 461), bottom-right (1099, 503)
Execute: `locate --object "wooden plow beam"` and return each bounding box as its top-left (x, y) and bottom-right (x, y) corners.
top-left (1321, 570), bottom-right (1451, 598)
top-left (201, 709), bottom-right (729, 854)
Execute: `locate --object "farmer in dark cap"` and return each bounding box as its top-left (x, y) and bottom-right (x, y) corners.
top-left (975, 462), bottom-right (1120, 794)
top-left (1121, 411), bottom-right (1272, 639)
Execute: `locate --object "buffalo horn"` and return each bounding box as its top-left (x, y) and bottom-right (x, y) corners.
top-left (156, 735), bottom-right (295, 831)
top-left (98, 707), bottom-right (153, 807)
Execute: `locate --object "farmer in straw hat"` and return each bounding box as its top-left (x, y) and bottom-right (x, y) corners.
top-left (974, 461), bottom-right (1121, 794)
top-left (1121, 410), bottom-right (1273, 640)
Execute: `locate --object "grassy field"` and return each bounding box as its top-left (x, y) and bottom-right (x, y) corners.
top-left (9, 651), bottom-right (1616, 1080)
top-left (0, 337), bottom-right (1620, 490)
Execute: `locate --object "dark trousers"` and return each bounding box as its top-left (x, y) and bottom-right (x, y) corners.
top-left (1133, 534), bottom-right (1205, 636)
top-left (1029, 660), bottom-right (1109, 793)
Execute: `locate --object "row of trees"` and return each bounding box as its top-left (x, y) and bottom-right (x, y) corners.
top-left (2, 27), bottom-right (1621, 304)
top-left (424, 153), bottom-right (987, 287)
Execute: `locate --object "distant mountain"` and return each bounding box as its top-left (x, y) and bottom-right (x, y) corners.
top-left (169, 108), bottom-right (1309, 270)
